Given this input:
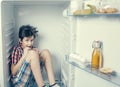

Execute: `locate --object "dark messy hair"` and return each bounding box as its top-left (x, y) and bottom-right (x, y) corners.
top-left (19, 25), bottom-right (38, 40)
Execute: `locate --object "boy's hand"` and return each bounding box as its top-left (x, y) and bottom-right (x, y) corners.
top-left (23, 47), bottom-right (31, 57)
top-left (33, 48), bottom-right (39, 53)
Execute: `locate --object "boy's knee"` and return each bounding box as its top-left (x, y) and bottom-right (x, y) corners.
top-left (41, 49), bottom-right (51, 58)
top-left (29, 50), bottom-right (38, 55)
top-left (41, 49), bottom-right (50, 55)
top-left (25, 50), bottom-right (39, 63)
top-left (28, 50), bottom-right (39, 59)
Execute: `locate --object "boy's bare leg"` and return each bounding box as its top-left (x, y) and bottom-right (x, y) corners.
top-left (40, 49), bottom-right (55, 85)
top-left (26, 50), bottom-right (44, 87)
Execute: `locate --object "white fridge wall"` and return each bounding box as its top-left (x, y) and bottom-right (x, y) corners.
top-left (1, 1), bottom-right (15, 87)
top-left (0, 1), bottom-right (2, 86)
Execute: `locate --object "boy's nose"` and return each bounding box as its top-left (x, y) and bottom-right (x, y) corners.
top-left (28, 42), bottom-right (32, 46)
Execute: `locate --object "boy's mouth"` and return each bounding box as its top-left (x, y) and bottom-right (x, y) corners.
top-left (27, 46), bottom-right (32, 48)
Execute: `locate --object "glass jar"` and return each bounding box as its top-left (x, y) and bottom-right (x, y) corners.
top-left (91, 41), bottom-right (103, 70)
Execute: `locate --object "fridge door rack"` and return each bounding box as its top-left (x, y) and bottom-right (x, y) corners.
top-left (66, 9), bottom-right (120, 17)
top-left (65, 55), bottom-right (120, 86)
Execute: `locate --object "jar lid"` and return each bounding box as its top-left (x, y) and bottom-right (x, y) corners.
top-left (92, 40), bottom-right (102, 48)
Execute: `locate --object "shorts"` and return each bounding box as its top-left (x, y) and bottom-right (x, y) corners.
top-left (11, 60), bottom-right (44, 87)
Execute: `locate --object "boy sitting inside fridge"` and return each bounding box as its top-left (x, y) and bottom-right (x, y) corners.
top-left (10, 25), bottom-right (60, 87)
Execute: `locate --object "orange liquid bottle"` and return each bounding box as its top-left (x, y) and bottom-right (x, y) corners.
top-left (91, 41), bottom-right (103, 70)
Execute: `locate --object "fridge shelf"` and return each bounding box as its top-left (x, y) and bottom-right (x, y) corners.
top-left (68, 13), bottom-right (120, 17)
top-left (65, 55), bottom-right (120, 86)
top-left (67, 10), bottom-right (120, 17)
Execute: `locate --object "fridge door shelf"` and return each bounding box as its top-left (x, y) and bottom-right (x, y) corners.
top-left (65, 55), bottom-right (120, 86)
top-left (66, 9), bottom-right (120, 17)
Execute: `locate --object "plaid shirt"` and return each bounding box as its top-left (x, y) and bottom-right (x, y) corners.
top-left (11, 43), bottom-right (23, 64)
top-left (11, 43), bottom-right (35, 87)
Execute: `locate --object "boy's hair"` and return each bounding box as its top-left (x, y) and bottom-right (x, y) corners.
top-left (19, 25), bottom-right (38, 40)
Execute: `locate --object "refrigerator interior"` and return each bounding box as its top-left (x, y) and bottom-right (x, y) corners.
top-left (1, 1), bottom-right (70, 87)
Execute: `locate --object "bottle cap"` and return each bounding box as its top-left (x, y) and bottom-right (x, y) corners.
top-left (92, 40), bottom-right (101, 48)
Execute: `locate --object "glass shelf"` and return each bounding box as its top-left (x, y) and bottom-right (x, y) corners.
top-left (65, 55), bottom-right (120, 86)
top-left (67, 9), bottom-right (120, 17)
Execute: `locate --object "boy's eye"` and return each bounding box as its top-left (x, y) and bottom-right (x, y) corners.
top-left (25, 39), bottom-right (29, 41)
top-left (25, 39), bottom-right (34, 42)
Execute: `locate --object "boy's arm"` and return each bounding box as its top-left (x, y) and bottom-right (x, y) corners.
top-left (11, 55), bottom-right (26, 75)
top-left (11, 47), bottom-right (30, 75)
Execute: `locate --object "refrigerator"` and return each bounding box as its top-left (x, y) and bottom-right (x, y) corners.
top-left (0, 0), bottom-right (120, 87)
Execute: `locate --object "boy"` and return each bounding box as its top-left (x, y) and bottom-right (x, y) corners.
top-left (11, 25), bottom-right (60, 87)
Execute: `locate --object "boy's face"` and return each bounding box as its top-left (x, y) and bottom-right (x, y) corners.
top-left (19, 36), bottom-right (34, 49)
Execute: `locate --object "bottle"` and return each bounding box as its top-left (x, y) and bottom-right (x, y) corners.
top-left (91, 41), bottom-right (103, 70)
